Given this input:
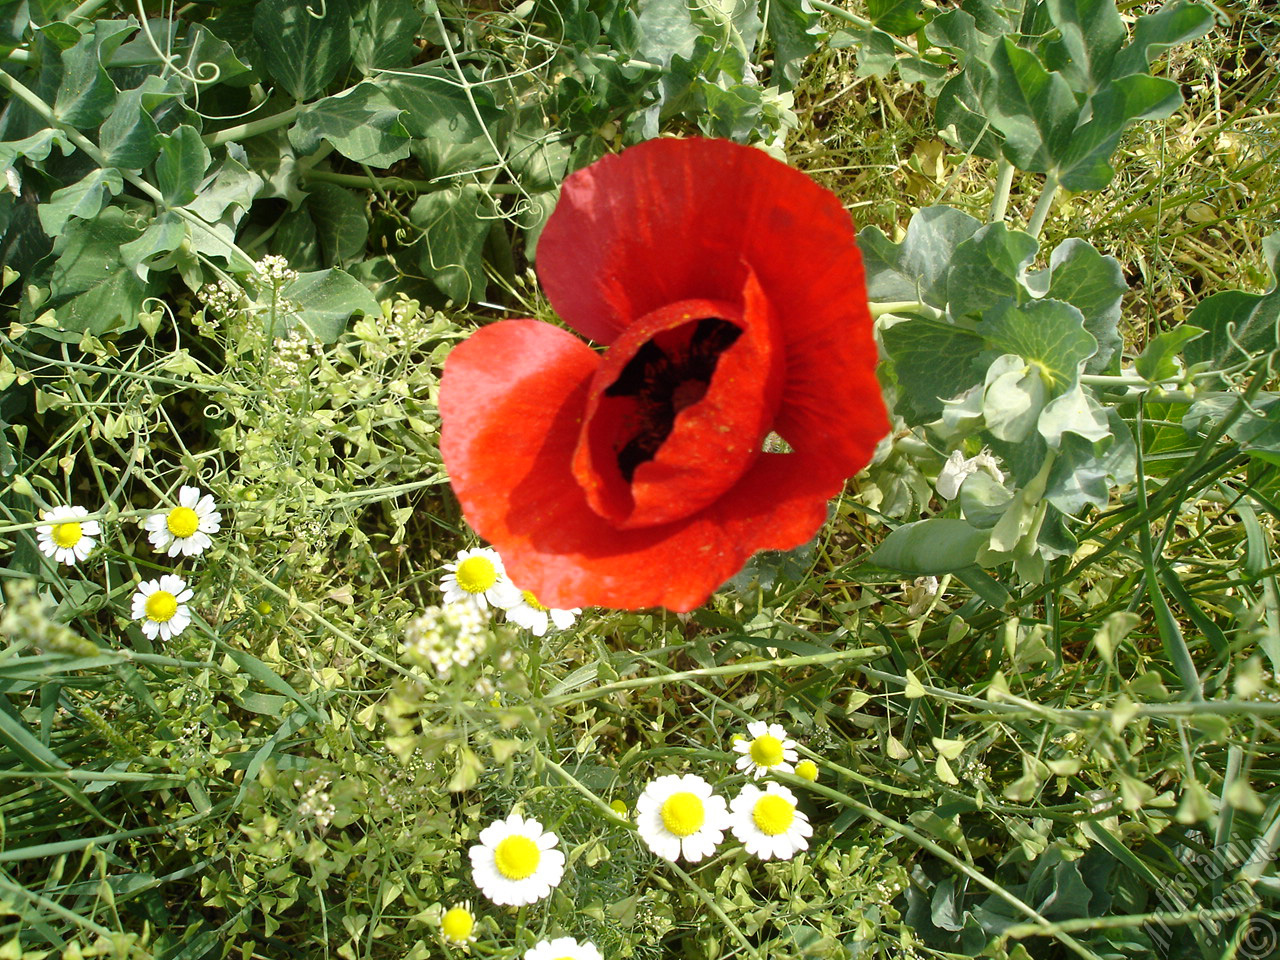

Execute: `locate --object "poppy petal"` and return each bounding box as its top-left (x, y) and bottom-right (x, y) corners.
top-left (440, 319), bottom-right (831, 611)
top-left (570, 266), bottom-right (783, 529)
top-left (537, 136), bottom-right (886, 487)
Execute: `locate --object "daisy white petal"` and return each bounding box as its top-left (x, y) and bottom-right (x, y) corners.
top-left (441, 548), bottom-right (524, 611)
top-left (36, 505), bottom-right (100, 566)
top-left (524, 937), bottom-right (602, 960)
top-left (505, 589), bottom-right (581, 636)
top-left (468, 811), bottom-right (564, 907)
top-left (732, 721), bottom-right (799, 779)
top-left (634, 774), bottom-right (729, 864)
top-left (729, 782), bottom-right (812, 861)
top-left (132, 575), bottom-right (193, 642)
top-left (146, 485), bottom-right (221, 558)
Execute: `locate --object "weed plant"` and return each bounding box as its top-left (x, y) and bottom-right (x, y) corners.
top-left (1, 1), bottom-right (1279, 959)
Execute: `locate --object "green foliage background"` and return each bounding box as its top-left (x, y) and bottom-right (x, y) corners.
top-left (1, 0), bottom-right (1279, 958)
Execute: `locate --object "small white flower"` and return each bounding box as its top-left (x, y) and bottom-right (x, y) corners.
top-left (729, 782), bottom-right (812, 861)
top-left (469, 812), bottom-right (565, 907)
top-left (403, 604), bottom-right (491, 678)
top-left (130, 574), bottom-right (194, 641)
top-left (524, 937), bottom-right (602, 960)
top-left (440, 901), bottom-right (477, 947)
top-left (733, 721), bottom-right (799, 779)
top-left (36, 505), bottom-right (101, 566)
top-left (903, 576), bottom-right (941, 617)
top-left (635, 773), bottom-right (730, 863)
top-left (505, 589), bottom-right (580, 637)
top-left (145, 485), bottom-right (221, 557)
top-left (936, 449), bottom-right (1005, 500)
top-left (441, 548), bottom-right (523, 610)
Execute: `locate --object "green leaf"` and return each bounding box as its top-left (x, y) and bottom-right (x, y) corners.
top-left (409, 184), bottom-right (492, 303)
top-left (859, 205), bottom-right (982, 307)
top-left (46, 206), bottom-right (160, 334)
top-left (1110, 0), bottom-right (1215, 80)
top-left (288, 81), bottom-right (411, 167)
top-left (1135, 325), bottom-right (1205, 382)
top-left (119, 211), bottom-right (188, 280)
top-left (1028, 238), bottom-right (1128, 371)
top-left (306, 182), bottom-right (368, 266)
top-left (986, 36), bottom-right (1078, 174)
top-left (1042, 0), bottom-right (1127, 94)
top-left (98, 85), bottom-right (162, 169)
top-left (868, 0), bottom-right (925, 35)
top-left (636, 0), bottom-right (701, 72)
top-left (1184, 231), bottom-right (1280, 371)
top-left (979, 298), bottom-right (1099, 391)
top-left (1037, 382), bottom-right (1111, 449)
top-left (37, 167), bottom-right (123, 235)
top-left (384, 70), bottom-right (503, 177)
top-left (280, 268), bottom-right (380, 342)
top-left (946, 222), bottom-right (1039, 319)
top-left (50, 18), bottom-right (135, 129)
top-left (154, 124), bottom-right (210, 206)
top-left (765, 0), bottom-right (824, 89)
top-left (871, 518), bottom-right (991, 575)
top-left (881, 317), bottom-right (986, 425)
top-left (351, 0), bottom-right (421, 74)
top-left (1056, 73), bottom-right (1183, 190)
top-left (252, 0), bottom-right (353, 101)
top-left (983, 353), bottom-right (1049, 443)
top-left (833, 26), bottom-right (897, 79)
top-left (1045, 407), bottom-right (1135, 513)
top-left (934, 64), bottom-right (1003, 159)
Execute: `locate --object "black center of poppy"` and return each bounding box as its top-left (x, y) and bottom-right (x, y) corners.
top-left (603, 317), bottom-right (743, 483)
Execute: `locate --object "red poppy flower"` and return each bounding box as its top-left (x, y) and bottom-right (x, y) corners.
top-left (439, 138), bottom-right (888, 612)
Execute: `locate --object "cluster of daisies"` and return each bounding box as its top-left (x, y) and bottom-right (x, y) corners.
top-left (35, 485), bottom-right (222, 642)
top-left (403, 547), bottom-right (584, 679)
top-left (441, 547), bottom-right (580, 637)
top-left (437, 721), bottom-right (817, 957)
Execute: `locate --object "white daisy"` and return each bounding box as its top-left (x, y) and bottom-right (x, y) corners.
top-left (130, 574), bottom-right (194, 641)
top-left (145, 485), bottom-right (221, 557)
top-left (524, 937), bottom-right (602, 960)
top-left (733, 720), bottom-right (799, 779)
top-left (505, 590), bottom-right (580, 637)
top-left (635, 774), bottom-right (730, 863)
top-left (36, 505), bottom-right (101, 565)
top-left (468, 812), bottom-right (565, 906)
top-left (440, 901), bottom-right (477, 947)
top-left (441, 548), bottom-right (523, 611)
top-left (729, 782), bottom-right (812, 861)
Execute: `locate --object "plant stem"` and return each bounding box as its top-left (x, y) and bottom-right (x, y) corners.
top-left (792, 774), bottom-right (1106, 960)
top-left (1026, 173), bottom-right (1059, 239)
top-left (869, 300), bottom-right (945, 320)
top-left (0, 66), bottom-right (259, 272)
top-left (202, 103), bottom-right (304, 148)
top-left (303, 168), bottom-right (524, 195)
top-left (544, 646), bottom-right (888, 707)
top-left (807, 0), bottom-right (922, 59)
top-left (989, 158), bottom-right (1015, 223)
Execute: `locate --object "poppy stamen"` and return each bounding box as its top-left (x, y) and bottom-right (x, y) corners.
top-left (604, 317), bottom-right (742, 482)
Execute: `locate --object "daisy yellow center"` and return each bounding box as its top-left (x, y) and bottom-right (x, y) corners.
top-left (752, 794), bottom-right (795, 836)
top-left (521, 590), bottom-right (548, 612)
top-left (455, 556), bottom-right (498, 594)
top-left (52, 521), bottom-right (83, 548)
top-left (660, 791), bottom-right (705, 837)
top-left (166, 506), bottom-right (200, 539)
top-left (750, 734), bottom-right (784, 767)
top-left (493, 834), bottom-right (540, 880)
top-left (145, 590), bottom-right (179, 623)
top-left (440, 907), bottom-right (474, 942)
